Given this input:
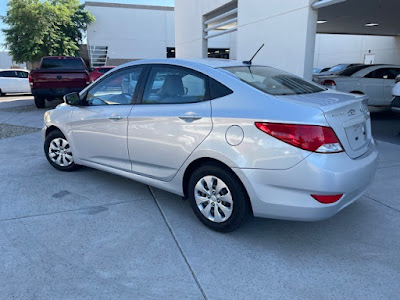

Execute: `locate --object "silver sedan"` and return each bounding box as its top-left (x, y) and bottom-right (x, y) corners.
top-left (43, 59), bottom-right (378, 232)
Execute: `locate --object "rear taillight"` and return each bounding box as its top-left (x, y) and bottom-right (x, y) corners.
top-left (28, 73), bottom-right (33, 86)
top-left (311, 194), bottom-right (343, 204)
top-left (85, 73), bottom-right (90, 85)
top-left (321, 79), bottom-right (336, 87)
top-left (255, 122), bottom-right (344, 153)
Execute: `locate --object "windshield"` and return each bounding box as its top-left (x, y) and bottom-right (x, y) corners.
top-left (222, 66), bottom-right (325, 95)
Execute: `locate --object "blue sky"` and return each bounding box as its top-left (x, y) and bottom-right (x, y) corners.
top-left (0, 0), bottom-right (175, 50)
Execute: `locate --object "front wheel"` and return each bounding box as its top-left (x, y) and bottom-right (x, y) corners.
top-left (44, 130), bottom-right (79, 171)
top-left (34, 96), bottom-right (45, 108)
top-left (188, 164), bottom-right (251, 232)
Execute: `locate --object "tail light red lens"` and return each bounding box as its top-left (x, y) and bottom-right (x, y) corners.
top-left (321, 79), bottom-right (336, 86)
top-left (311, 194), bottom-right (343, 204)
top-left (255, 122), bottom-right (343, 153)
top-left (85, 73), bottom-right (90, 85)
top-left (28, 73), bottom-right (33, 86)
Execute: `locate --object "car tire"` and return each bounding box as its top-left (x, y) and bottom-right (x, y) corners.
top-left (187, 163), bottom-right (251, 232)
top-left (44, 130), bottom-right (79, 172)
top-left (34, 96), bottom-right (45, 108)
top-left (0, 89), bottom-right (5, 96)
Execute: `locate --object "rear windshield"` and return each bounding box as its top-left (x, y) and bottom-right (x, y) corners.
top-left (222, 66), bottom-right (325, 95)
top-left (337, 65), bottom-right (370, 76)
top-left (41, 58), bottom-right (86, 70)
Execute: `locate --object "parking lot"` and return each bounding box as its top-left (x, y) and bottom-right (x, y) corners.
top-left (1, 95), bottom-right (400, 299)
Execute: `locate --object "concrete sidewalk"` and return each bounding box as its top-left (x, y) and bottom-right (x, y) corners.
top-left (1, 96), bottom-right (399, 299)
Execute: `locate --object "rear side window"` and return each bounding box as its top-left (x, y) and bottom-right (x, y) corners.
top-left (41, 58), bottom-right (86, 70)
top-left (223, 66), bottom-right (325, 95)
top-left (17, 71), bottom-right (29, 78)
top-left (337, 65), bottom-right (370, 76)
top-left (209, 78), bottom-right (233, 99)
top-left (142, 66), bottom-right (207, 104)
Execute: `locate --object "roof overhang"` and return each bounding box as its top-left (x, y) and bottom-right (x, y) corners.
top-left (315, 0), bottom-right (400, 36)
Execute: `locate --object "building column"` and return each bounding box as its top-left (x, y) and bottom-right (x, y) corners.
top-left (236, 0), bottom-right (318, 79)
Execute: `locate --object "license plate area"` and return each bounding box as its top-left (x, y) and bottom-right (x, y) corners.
top-left (345, 121), bottom-right (368, 151)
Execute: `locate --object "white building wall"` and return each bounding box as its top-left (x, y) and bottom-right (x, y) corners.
top-left (174, 0), bottom-right (233, 58)
top-left (0, 52), bottom-right (26, 69)
top-left (86, 4), bottom-right (175, 60)
top-left (314, 34), bottom-right (400, 68)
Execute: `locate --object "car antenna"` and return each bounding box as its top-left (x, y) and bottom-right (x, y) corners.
top-left (243, 44), bottom-right (265, 65)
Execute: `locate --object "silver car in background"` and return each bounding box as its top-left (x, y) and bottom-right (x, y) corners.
top-left (43, 59), bottom-right (378, 232)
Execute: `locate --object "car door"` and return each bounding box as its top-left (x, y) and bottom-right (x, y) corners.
top-left (0, 71), bottom-right (18, 93)
top-left (16, 71), bottom-right (30, 93)
top-left (362, 68), bottom-right (391, 106)
top-left (69, 66), bottom-right (144, 171)
top-left (127, 65), bottom-right (212, 181)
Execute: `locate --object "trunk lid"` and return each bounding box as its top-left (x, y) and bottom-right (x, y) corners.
top-left (276, 90), bottom-right (372, 159)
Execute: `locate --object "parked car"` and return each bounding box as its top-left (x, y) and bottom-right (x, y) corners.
top-left (314, 64), bottom-right (400, 108)
top-left (43, 59), bottom-right (378, 232)
top-left (89, 66), bottom-right (115, 82)
top-left (314, 63), bottom-right (363, 77)
top-left (29, 56), bottom-right (90, 108)
top-left (391, 75), bottom-right (400, 113)
top-left (0, 69), bottom-right (31, 96)
top-left (312, 67), bottom-right (330, 75)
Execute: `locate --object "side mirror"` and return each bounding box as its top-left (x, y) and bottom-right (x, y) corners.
top-left (64, 92), bottom-right (81, 106)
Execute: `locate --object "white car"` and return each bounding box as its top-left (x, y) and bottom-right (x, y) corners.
top-left (42, 59), bottom-right (378, 232)
top-left (391, 75), bottom-right (400, 113)
top-left (314, 64), bottom-right (400, 108)
top-left (0, 69), bottom-right (31, 96)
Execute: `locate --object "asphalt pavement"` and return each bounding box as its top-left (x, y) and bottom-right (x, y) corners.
top-left (0, 95), bottom-right (399, 299)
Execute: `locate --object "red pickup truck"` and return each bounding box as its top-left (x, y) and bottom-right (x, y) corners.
top-left (29, 56), bottom-right (90, 108)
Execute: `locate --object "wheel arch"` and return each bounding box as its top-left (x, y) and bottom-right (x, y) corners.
top-left (45, 125), bottom-right (63, 137)
top-left (182, 157), bottom-right (253, 214)
top-left (350, 90), bottom-right (365, 95)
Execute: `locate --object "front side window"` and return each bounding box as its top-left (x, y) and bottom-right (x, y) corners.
top-left (0, 71), bottom-right (17, 78)
top-left (222, 66), bottom-right (325, 95)
top-left (142, 66), bottom-right (207, 104)
top-left (86, 67), bottom-right (142, 106)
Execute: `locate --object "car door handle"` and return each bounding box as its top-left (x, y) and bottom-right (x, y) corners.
top-left (108, 114), bottom-right (123, 121)
top-left (178, 113), bottom-right (202, 122)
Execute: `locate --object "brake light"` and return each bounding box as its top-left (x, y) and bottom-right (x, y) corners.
top-left (321, 79), bottom-right (336, 86)
top-left (28, 73), bottom-right (33, 86)
top-left (255, 122), bottom-right (344, 153)
top-left (85, 73), bottom-right (90, 85)
top-left (311, 194), bottom-right (343, 204)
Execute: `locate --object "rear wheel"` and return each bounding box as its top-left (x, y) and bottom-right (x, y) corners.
top-left (34, 96), bottom-right (45, 108)
top-left (0, 89), bottom-right (5, 96)
top-left (44, 130), bottom-right (79, 172)
top-left (187, 164), bottom-right (251, 232)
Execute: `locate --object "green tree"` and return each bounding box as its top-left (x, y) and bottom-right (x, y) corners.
top-left (2, 0), bottom-right (95, 63)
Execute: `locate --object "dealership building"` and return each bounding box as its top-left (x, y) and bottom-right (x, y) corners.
top-left (85, 0), bottom-right (400, 79)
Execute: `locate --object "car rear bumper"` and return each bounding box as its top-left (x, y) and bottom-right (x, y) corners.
top-left (32, 88), bottom-right (84, 99)
top-left (391, 96), bottom-right (400, 114)
top-left (235, 140), bottom-right (379, 221)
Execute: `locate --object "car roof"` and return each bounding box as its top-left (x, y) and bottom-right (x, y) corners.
top-left (0, 68), bottom-right (29, 72)
top-left (119, 58), bottom-right (249, 69)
